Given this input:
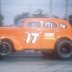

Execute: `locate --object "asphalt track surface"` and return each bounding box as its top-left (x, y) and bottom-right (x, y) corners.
top-left (0, 51), bottom-right (72, 72)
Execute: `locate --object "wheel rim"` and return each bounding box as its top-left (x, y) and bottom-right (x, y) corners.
top-left (60, 43), bottom-right (72, 56)
top-left (0, 43), bottom-right (10, 55)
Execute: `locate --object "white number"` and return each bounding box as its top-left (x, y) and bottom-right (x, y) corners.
top-left (26, 33), bottom-right (39, 43)
top-left (26, 33), bottom-right (31, 43)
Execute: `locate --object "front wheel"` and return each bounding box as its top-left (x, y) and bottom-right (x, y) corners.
top-left (55, 39), bottom-right (72, 59)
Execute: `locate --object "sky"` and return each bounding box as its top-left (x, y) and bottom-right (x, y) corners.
top-left (1, 0), bottom-right (72, 25)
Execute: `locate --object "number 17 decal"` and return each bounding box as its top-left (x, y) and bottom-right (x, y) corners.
top-left (26, 33), bottom-right (39, 44)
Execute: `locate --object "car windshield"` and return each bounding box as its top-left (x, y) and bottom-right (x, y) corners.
top-left (27, 21), bottom-right (40, 28)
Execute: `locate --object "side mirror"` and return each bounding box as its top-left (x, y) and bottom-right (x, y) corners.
top-left (60, 24), bottom-right (66, 29)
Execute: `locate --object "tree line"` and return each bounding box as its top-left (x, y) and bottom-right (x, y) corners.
top-left (0, 14), bottom-right (4, 26)
top-left (14, 9), bottom-right (72, 25)
top-left (14, 9), bottom-right (49, 24)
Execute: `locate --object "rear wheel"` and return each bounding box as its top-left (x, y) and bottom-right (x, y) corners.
top-left (0, 41), bottom-right (12, 57)
top-left (55, 39), bottom-right (72, 59)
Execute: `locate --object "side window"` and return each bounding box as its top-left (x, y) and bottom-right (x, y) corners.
top-left (44, 22), bottom-right (57, 28)
top-left (44, 22), bottom-right (51, 28)
top-left (51, 23), bottom-right (57, 28)
top-left (27, 21), bottom-right (40, 28)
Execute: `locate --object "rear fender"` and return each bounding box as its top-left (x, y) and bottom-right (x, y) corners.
top-left (0, 35), bottom-right (23, 50)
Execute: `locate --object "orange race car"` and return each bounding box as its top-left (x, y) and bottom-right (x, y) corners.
top-left (0, 18), bottom-right (72, 59)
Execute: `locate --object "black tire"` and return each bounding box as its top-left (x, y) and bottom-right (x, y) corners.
top-left (55, 39), bottom-right (72, 59)
top-left (0, 41), bottom-right (12, 56)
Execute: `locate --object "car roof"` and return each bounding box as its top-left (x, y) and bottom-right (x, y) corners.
top-left (20, 18), bottom-right (69, 26)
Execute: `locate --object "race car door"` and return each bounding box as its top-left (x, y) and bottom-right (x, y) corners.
top-left (23, 20), bottom-right (42, 49)
top-left (42, 21), bottom-right (59, 49)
